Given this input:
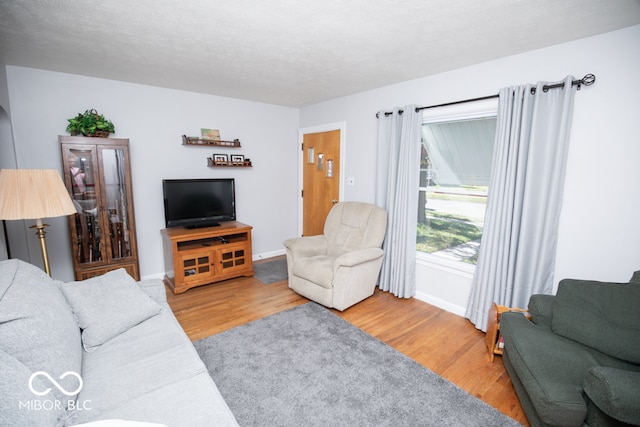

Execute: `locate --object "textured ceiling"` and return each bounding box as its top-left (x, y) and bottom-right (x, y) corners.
top-left (1, 0), bottom-right (639, 107)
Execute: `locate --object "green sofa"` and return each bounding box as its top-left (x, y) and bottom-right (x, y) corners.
top-left (500, 272), bottom-right (640, 427)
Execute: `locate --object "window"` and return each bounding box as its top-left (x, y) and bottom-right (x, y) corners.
top-left (417, 102), bottom-right (497, 266)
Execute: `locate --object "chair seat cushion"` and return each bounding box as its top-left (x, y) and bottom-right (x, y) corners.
top-left (293, 256), bottom-right (335, 289)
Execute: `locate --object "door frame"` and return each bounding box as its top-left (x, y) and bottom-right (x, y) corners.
top-left (297, 121), bottom-right (346, 236)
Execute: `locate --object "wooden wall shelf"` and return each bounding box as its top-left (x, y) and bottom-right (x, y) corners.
top-left (182, 135), bottom-right (241, 147)
top-left (207, 157), bottom-right (252, 168)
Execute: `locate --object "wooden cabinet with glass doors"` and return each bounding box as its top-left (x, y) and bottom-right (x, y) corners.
top-left (60, 136), bottom-right (140, 280)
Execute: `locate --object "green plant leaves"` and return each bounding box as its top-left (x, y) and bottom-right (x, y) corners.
top-left (66, 109), bottom-right (115, 136)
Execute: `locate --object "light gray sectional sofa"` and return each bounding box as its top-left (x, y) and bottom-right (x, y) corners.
top-left (0, 259), bottom-right (238, 427)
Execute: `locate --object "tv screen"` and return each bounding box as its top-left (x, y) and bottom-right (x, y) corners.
top-left (163, 178), bottom-right (236, 228)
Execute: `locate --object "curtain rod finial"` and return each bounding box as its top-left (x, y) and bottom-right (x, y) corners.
top-left (582, 73), bottom-right (596, 86)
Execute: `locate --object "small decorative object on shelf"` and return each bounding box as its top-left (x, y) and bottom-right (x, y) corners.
top-left (66, 109), bottom-right (115, 137)
top-left (201, 128), bottom-right (220, 141)
top-left (207, 156), bottom-right (252, 167)
top-left (212, 154), bottom-right (228, 165)
top-left (182, 135), bottom-right (241, 147)
top-left (230, 154), bottom-right (245, 165)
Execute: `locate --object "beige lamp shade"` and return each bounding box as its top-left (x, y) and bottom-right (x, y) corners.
top-left (0, 169), bottom-right (77, 220)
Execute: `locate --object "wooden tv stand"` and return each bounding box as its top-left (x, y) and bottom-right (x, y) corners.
top-left (161, 221), bottom-right (254, 294)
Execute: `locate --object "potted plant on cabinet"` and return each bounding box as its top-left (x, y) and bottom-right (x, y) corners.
top-left (66, 109), bottom-right (115, 137)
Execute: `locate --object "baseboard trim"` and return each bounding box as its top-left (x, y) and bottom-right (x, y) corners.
top-left (414, 290), bottom-right (466, 317)
top-left (253, 249), bottom-right (286, 261)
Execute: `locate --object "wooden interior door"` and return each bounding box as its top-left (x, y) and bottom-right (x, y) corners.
top-left (302, 130), bottom-right (341, 236)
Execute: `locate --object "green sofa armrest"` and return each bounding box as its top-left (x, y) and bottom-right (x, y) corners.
top-left (527, 294), bottom-right (554, 328)
top-left (583, 366), bottom-right (640, 425)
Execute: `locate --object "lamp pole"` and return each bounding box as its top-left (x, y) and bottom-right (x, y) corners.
top-left (30, 218), bottom-right (51, 276)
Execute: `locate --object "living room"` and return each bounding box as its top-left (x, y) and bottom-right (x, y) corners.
top-left (1, 2), bottom-right (640, 426)
top-left (1, 21), bottom-right (639, 317)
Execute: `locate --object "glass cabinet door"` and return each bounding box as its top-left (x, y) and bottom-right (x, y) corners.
top-left (100, 147), bottom-right (134, 261)
top-left (65, 146), bottom-right (103, 265)
top-left (61, 136), bottom-right (140, 280)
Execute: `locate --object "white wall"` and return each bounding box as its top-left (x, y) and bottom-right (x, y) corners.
top-left (300, 25), bottom-right (640, 315)
top-left (6, 68), bottom-right (300, 281)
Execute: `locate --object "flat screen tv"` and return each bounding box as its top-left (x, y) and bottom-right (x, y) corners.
top-left (163, 178), bottom-right (236, 228)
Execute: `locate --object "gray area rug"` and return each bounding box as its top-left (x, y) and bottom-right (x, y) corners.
top-left (193, 303), bottom-right (521, 426)
top-left (253, 257), bottom-right (288, 284)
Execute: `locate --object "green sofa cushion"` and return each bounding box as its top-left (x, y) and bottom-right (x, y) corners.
top-left (551, 279), bottom-right (640, 364)
top-left (527, 294), bottom-right (554, 328)
top-left (583, 366), bottom-right (640, 425)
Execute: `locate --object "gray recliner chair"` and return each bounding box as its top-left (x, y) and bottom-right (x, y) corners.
top-left (283, 202), bottom-right (387, 311)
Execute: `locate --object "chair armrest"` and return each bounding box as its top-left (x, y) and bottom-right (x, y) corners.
top-left (528, 294), bottom-right (554, 328)
top-left (137, 279), bottom-right (168, 305)
top-left (584, 367), bottom-right (640, 425)
top-left (283, 235), bottom-right (327, 258)
top-left (334, 248), bottom-right (384, 270)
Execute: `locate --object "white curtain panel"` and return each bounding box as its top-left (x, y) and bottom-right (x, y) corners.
top-left (375, 106), bottom-right (423, 298)
top-left (466, 76), bottom-right (577, 331)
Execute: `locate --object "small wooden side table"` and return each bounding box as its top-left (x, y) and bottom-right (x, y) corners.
top-left (485, 303), bottom-right (529, 362)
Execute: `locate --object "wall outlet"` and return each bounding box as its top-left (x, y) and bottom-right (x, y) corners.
top-left (347, 176), bottom-right (355, 186)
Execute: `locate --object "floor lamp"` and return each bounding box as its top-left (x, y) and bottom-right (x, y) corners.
top-left (0, 169), bottom-right (77, 276)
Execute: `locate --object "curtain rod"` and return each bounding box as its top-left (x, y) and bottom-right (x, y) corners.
top-left (376, 73), bottom-right (596, 118)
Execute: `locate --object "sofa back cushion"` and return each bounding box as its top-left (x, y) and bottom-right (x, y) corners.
top-left (551, 278), bottom-right (640, 364)
top-left (0, 349), bottom-right (65, 426)
top-left (0, 259), bottom-right (83, 405)
top-left (59, 268), bottom-right (164, 351)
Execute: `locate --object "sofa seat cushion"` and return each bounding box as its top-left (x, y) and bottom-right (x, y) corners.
top-left (0, 259), bottom-right (83, 405)
top-left (293, 255), bottom-right (335, 289)
top-left (500, 312), bottom-right (636, 426)
top-left (551, 279), bottom-right (640, 364)
top-left (76, 372), bottom-right (234, 427)
top-left (71, 307), bottom-right (237, 426)
top-left (74, 421), bottom-right (167, 426)
top-left (583, 367), bottom-right (640, 425)
top-left (59, 269), bottom-right (164, 351)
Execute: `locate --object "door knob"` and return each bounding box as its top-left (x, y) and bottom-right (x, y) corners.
top-left (331, 199), bottom-right (338, 204)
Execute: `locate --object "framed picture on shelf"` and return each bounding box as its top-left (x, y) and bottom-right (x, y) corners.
top-left (213, 154), bottom-right (228, 163)
top-left (230, 154), bottom-right (245, 165)
top-left (201, 128), bottom-right (221, 140)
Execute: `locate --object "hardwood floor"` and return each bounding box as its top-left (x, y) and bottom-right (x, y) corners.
top-left (165, 258), bottom-right (529, 426)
